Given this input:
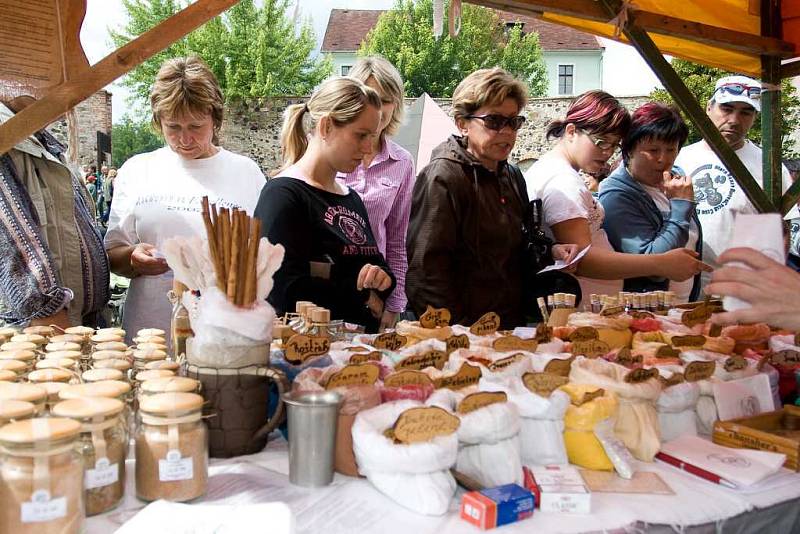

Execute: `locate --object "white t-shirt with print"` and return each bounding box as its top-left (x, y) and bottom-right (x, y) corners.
top-left (642, 184), bottom-right (699, 302)
top-left (674, 140), bottom-right (792, 288)
top-left (524, 153), bottom-right (622, 302)
top-left (105, 147), bottom-right (266, 344)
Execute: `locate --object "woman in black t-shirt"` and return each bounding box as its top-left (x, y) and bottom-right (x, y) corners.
top-left (255, 77), bottom-right (395, 332)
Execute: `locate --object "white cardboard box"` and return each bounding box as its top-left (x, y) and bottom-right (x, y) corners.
top-left (527, 465), bottom-right (592, 514)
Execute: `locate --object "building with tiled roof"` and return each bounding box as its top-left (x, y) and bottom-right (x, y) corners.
top-left (321, 8), bottom-right (604, 97)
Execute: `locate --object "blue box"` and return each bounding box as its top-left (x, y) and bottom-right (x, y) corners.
top-left (460, 483), bottom-right (535, 530)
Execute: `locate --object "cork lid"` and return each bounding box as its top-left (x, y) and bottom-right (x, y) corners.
top-left (94, 341), bottom-right (128, 352)
top-left (91, 350), bottom-right (127, 361)
top-left (38, 382), bottom-right (68, 400)
top-left (64, 326), bottom-right (95, 336)
top-left (93, 359), bottom-right (132, 371)
top-left (0, 383), bottom-right (47, 403)
top-left (310, 308), bottom-right (331, 323)
top-left (44, 350), bottom-right (82, 360)
top-left (53, 397), bottom-right (124, 419)
top-left (35, 358), bottom-right (77, 370)
top-left (134, 335), bottom-right (166, 345)
top-left (50, 334), bottom-right (85, 344)
top-left (0, 417), bottom-right (80, 444)
top-left (60, 380), bottom-right (131, 400)
top-left (135, 342), bottom-right (168, 353)
top-left (0, 399), bottom-right (35, 419)
top-left (1, 341), bottom-right (37, 352)
top-left (140, 377), bottom-right (199, 394)
top-left (0, 370), bottom-right (16, 381)
top-left (95, 327), bottom-right (125, 337)
top-left (0, 327), bottom-right (19, 337)
top-left (82, 368), bottom-right (125, 382)
top-left (0, 350), bottom-right (36, 361)
top-left (295, 301), bottom-right (314, 314)
top-left (45, 341), bottom-right (81, 352)
top-left (135, 369), bottom-right (175, 382)
top-left (22, 326), bottom-right (54, 337)
top-left (28, 368), bottom-right (73, 383)
top-left (132, 348), bottom-right (167, 361)
top-left (139, 392), bottom-right (203, 414)
top-left (137, 328), bottom-right (166, 337)
top-left (0, 360), bottom-right (27, 373)
top-left (144, 360), bottom-right (180, 371)
top-left (11, 334), bottom-right (46, 345)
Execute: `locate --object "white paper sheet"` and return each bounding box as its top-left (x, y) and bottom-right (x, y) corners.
top-left (537, 245), bottom-right (591, 274)
top-left (713, 373), bottom-right (775, 421)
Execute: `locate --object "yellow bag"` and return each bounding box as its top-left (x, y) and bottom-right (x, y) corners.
top-left (561, 383), bottom-right (618, 470)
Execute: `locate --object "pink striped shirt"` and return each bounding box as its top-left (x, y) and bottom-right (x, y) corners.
top-left (337, 138), bottom-right (415, 313)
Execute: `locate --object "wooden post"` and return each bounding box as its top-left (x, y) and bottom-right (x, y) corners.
top-left (761, 0), bottom-right (783, 211)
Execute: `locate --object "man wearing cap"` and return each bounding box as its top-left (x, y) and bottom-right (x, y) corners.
top-left (674, 75), bottom-right (793, 288)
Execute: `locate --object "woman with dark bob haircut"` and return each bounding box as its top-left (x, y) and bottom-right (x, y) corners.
top-left (599, 102), bottom-right (703, 302)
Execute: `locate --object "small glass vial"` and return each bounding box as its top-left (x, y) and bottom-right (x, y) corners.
top-left (169, 287), bottom-right (193, 360)
top-left (289, 301), bottom-right (315, 334)
top-left (590, 294), bottom-right (601, 313)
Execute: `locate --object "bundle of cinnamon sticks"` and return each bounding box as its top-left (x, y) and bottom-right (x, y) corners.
top-left (200, 196), bottom-right (261, 306)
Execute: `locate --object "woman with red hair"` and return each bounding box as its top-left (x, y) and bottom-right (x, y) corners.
top-left (524, 91), bottom-right (707, 302)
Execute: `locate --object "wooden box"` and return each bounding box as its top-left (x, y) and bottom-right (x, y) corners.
top-left (713, 405), bottom-right (800, 471)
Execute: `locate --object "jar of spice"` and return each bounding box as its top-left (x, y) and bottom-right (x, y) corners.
top-left (0, 384), bottom-right (47, 415)
top-left (135, 392), bottom-right (208, 502)
top-left (0, 360), bottom-right (29, 380)
top-left (0, 370), bottom-right (17, 382)
top-left (138, 377), bottom-right (200, 399)
top-left (59, 381), bottom-right (133, 443)
top-left (21, 326), bottom-right (55, 338)
top-left (0, 400), bottom-right (35, 426)
top-left (0, 418), bottom-right (84, 533)
top-left (0, 350), bottom-right (36, 375)
top-left (82, 369), bottom-right (125, 383)
top-left (52, 398), bottom-right (126, 516)
top-left (144, 360), bottom-right (181, 372)
top-left (35, 359), bottom-right (78, 371)
top-left (44, 342), bottom-right (81, 354)
top-left (11, 334), bottom-right (47, 348)
top-left (28, 369), bottom-right (75, 385)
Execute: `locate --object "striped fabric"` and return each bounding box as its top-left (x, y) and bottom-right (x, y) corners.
top-left (336, 138), bottom-right (415, 313)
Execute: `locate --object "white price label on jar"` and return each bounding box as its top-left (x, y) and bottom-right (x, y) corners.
top-left (85, 457), bottom-right (119, 489)
top-left (20, 490), bottom-right (67, 523)
top-left (158, 449), bottom-right (193, 481)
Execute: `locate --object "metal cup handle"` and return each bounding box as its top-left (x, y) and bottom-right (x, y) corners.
top-left (250, 367), bottom-right (290, 444)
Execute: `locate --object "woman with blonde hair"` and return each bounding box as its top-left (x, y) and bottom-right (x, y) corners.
top-left (255, 77), bottom-right (395, 333)
top-left (105, 56), bottom-right (266, 344)
top-left (337, 56), bottom-right (415, 330)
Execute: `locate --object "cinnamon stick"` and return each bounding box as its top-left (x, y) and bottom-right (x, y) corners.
top-left (243, 217), bottom-right (261, 306)
top-left (201, 197), bottom-right (225, 291)
top-left (227, 211), bottom-right (241, 302)
top-left (220, 208), bottom-right (231, 287)
top-left (235, 211), bottom-right (249, 306)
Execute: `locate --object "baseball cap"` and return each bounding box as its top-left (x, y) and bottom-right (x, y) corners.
top-left (711, 75), bottom-right (761, 112)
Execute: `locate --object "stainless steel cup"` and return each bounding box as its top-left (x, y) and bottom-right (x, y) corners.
top-left (283, 390), bottom-right (343, 487)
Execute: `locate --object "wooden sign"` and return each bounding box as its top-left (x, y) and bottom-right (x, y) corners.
top-left (285, 334), bottom-right (330, 364)
top-left (708, 323), bottom-right (723, 338)
top-left (383, 370), bottom-right (434, 388)
top-left (445, 334), bottom-right (470, 354)
top-left (469, 312), bottom-right (500, 336)
top-left (457, 391), bottom-right (507, 414)
top-left (568, 327), bottom-right (599, 342)
top-left (770, 350), bottom-right (800, 366)
top-left (419, 306), bottom-right (451, 328)
top-left (670, 335), bottom-right (707, 347)
top-left (724, 354), bottom-right (747, 372)
top-left (434, 363), bottom-right (482, 390)
top-left (572, 388), bottom-right (605, 406)
top-left (655, 345), bottom-right (681, 359)
top-left (544, 356), bottom-right (574, 377)
top-left (616, 348), bottom-right (643, 367)
top-left (600, 305), bottom-right (625, 316)
top-left (374, 332), bottom-right (407, 351)
top-left (684, 361), bottom-right (716, 382)
top-left (522, 372), bottom-right (568, 397)
top-left (325, 364), bottom-right (380, 390)
top-left (349, 351), bottom-right (382, 364)
top-left (392, 406), bottom-right (460, 444)
top-left (624, 367), bottom-right (659, 383)
top-left (344, 346), bottom-right (370, 352)
top-left (681, 305), bottom-right (711, 327)
top-left (660, 372), bottom-right (685, 387)
top-left (488, 352), bottom-right (527, 372)
top-left (396, 350), bottom-right (447, 371)
top-left (571, 339), bottom-right (610, 358)
top-left (534, 323), bottom-right (553, 343)
top-left (630, 311), bottom-right (655, 319)
top-left (492, 335), bottom-right (538, 352)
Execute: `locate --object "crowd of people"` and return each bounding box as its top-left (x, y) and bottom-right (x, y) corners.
top-left (1, 54), bottom-right (799, 337)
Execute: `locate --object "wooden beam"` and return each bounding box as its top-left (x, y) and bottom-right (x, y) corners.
top-left (782, 59), bottom-right (800, 78)
top-left (0, 0), bottom-right (239, 156)
top-left (473, 0), bottom-right (795, 57)
top-left (783, 179), bottom-right (800, 214)
top-left (761, 0), bottom-right (783, 210)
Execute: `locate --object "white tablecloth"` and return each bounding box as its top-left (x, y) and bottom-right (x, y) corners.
top-left (87, 435), bottom-right (800, 534)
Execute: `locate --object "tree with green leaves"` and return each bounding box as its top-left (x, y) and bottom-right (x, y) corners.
top-left (110, 0), bottom-right (331, 109)
top-left (111, 115), bottom-right (164, 167)
top-left (360, 0), bottom-right (548, 98)
top-left (650, 59), bottom-right (800, 159)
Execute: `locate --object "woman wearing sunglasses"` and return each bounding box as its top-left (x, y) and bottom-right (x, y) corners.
top-left (524, 90), bottom-right (707, 302)
top-left (406, 68), bottom-right (577, 328)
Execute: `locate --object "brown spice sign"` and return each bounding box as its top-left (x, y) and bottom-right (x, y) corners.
top-left (624, 367), bottom-right (659, 383)
top-left (325, 364), bottom-right (380, 390)
top-left (660, 372), bottom-right (685, 388)
top-left (684, 361), bottom-right (716, 382)
top-left (488, 353), bottom-right (527, 372)
top-left (655, 345), bottom-right (681, 359)
top-left (285, 334), bottom-right (330, 364)
top-left (724, 354), bottom-right (747, 372)
top-left (522, 372), bottom-right (568, 397)
top-left (374, 332), bottom-right (408, 351)
top-left (419, 306), bottom-right (452, 328)
top-left (681, 304), bottom-right (712, 327)
top-left (544, 357), bottom-right (574, 377)
top-left (457, 391), bottom-right (507, 414)
top-left (445, 334), bottom-right (470, 354)
top-left (391, 406), bottom-right (460, 444)
top-left (568, 327), bottom-right (599, 342)
top-left (615, 348), bottom-right (643, 368)
top-left (770, 350), bottom-right (800, 366)
top-left (383, 370), bottom-right (434, 388)
top-left (492, 335), bottom-right (539, 352)
top-left (572, 388), bottom-right (605, 406)
top-left (535, 323), bottom-right (553, 342)
top-left (349, 351), bottom-right (383, 365)
top-left (600, 305), bottom-right (625, 316)
top-left (708, 323), bottom-right (723, 338)
top-left (434, 363), bottom-right (483, 390)
top-left (469, 312), bottom-right (501, 336)
top-left (396, 350), bottom-right (448, 371)
top-left (571, 339), bottom-right (610, 358)
top-left (670, 335), bottom-right (707, 347)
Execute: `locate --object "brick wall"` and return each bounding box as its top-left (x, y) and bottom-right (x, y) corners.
top-left (49, 90), bottom-right (113, 168)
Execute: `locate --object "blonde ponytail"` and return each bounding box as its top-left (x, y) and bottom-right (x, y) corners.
top-left (279, 103), bottom-right (309, 172)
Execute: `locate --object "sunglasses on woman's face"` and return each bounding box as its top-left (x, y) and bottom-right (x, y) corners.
top-left (466, 114), bottom-right (527, 132)
top-left (716, 83), bottom-right (762, 99)
top-left (579, 129), bottom-right (620, 152)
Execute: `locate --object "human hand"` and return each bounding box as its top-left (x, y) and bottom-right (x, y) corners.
top-left (356, 264), bottom-right (392, 291)
top-left (552, 243), bottom-right (580, 273)
top-left (658, 248), bottom-right (711, 281)
top-left (365, 291), bottom-right (385, 319)
top-left (705, 247), bottom-right (800, 330)
top-left (662, 170), bottom-right (694, 201)
top-left (131, 243), bottom-right (170, 276)
top-left (379, 310), bottom-right (399, 331)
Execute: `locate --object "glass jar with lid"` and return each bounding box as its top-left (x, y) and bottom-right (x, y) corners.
top-left (0, 360), bottom-right (30, 380)
top-left (92, 359), bottom-right (132, 380)
top-left (52, 398), bottom-right (126, 516)
top-left (82, 368), bottom-right (125, 383)
top-left (305, 308), bottom-right (344, 341)
top-left (0, 370), bottom-right (17, 382)
top-left (0, 350), bottom-right (36, 375)
top-left (11, 334), bottom-right (47, 349)
top-left (132, 348), bottom-right (168, 376)
top-left (138, 377), bottom-right (201, 399)
top-left (144, 360), bottom-right (181, 373)
top-left (28, 369), bottom-right (75, 385)
top-left (135, 369), bottom-right (175, 383)
top-left (0, 417), bottom-right (84, 533)
top-left (90, 350), bottom-right (127, 365)
top-left (0, 342), bottom-right (38, 361)
top-left (63, 326), bottom-right (95, 339)
top-left (135, 392), bottom-right (208, 502)
top-left (92, 341), bottom-right (128, 354)
top-left (95, 327), bottom-right (125, 338)
top-left (0, 400), bottom-right (35, 426)
top-left (42, 349), bottom-right (82, 361)
top-left (35, 358), bottom-right (78, 372)
top-left (21, 325), bottom-right (55, 338)
top-left (0, 383), bottom-right (47, 415)
top-left (44, 341), bottom-right (81, 354)
top-left (59, 381), bottom-right (133, 436)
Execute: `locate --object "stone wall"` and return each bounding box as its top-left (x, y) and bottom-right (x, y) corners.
top-left (220, 95), bottom-right (650, 174)
top-left (49, 90), bottom-right (113, 168)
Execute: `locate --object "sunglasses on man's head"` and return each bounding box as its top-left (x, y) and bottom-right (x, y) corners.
top-left (716, 83), bottom-right (762, 99)
top-left (466, 114), bottom-right (527, 132)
